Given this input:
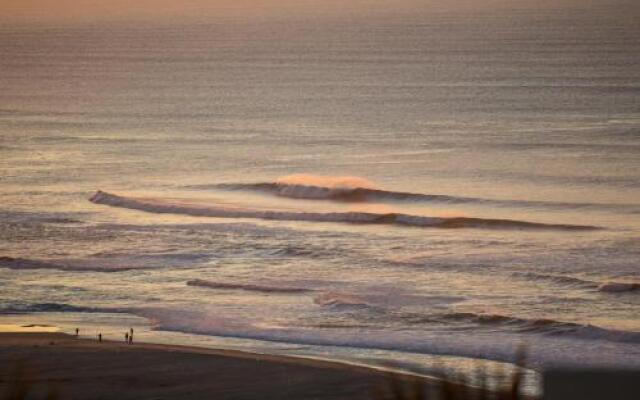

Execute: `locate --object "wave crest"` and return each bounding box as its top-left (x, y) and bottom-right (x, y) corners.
top-left (276, 174), bottom-right (378, 189)
top-left (204, 177), bottom-right (639, 213)
top-left (512, 272), bottom-right (639, 294)
top-left (512, 272), bottom-right (599, 288)
top-left (89, 191), bottom-right (599, 231)
top-left (597, 282), bottom-right (640, 293)
top-left (187, 279), bottom-right (313, 294)
top-left (313, 292), bottom-right (376, 310)
top-left (413, 312), bottom-right (640, 343)
top-left (213, 182), bottom-right (460, 203)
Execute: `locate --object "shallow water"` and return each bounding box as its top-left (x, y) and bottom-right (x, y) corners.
top-left (1, 4), bottom-right (639, 380)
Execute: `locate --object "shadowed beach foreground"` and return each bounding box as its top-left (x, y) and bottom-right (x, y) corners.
top-left (0, 332), bottom-right (416, 400)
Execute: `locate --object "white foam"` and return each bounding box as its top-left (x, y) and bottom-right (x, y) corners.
top-left (275, 174), bottom-right (378, 190)
top-left (313, 291), bottom-right (374, 309)
top-left (138, 307), bottom-right (640, 369)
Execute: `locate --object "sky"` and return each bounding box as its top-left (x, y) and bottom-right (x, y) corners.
top-left (1, 0), bottom-right (633, 24)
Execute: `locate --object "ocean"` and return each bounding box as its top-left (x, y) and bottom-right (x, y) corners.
top-left (1, 3), bottom-right (639, 389)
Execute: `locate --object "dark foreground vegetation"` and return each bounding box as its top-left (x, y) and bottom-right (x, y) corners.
top-left (2, 357), bottom-right (534, 400)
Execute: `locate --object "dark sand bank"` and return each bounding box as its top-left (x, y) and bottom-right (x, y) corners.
top-left (0, 332), bottom-right (412, 400)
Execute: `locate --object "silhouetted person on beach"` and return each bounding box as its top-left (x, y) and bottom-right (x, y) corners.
top-left (75, 328), bottom-right (79, 337)
top-left (98, 333), bottom-right (102, 342)
top-left (129, 328), bottom-right (134, 344)
top-left (125, 332), bottom-right (129, 343)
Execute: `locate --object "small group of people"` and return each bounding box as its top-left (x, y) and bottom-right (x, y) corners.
top-left (73, 327), bottom-right (134, 344)
top-left (124, 327), bottom-right (134, 344)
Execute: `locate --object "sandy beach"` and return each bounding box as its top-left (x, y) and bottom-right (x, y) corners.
top-left (0, 332), bottom-right (411, 400)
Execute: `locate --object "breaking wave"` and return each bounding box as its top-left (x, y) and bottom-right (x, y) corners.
top-left (406, 312), bottom-right (640, 343)
top-left (213, 182), bottom-right (474, 203)
top-left (187, 279), bottom-right (313, 294)
top-left (313, 292), bottom-right (377, 310)
top-left (312, 291), bottom-right (464, 311)
top-left (511, 272), bottom-right (599, 288)
top-left (202, 180), bottom-right (639, 213)
top-left (89, 191), bottom-right (599, 231)
top-left (512, 271), bottom-right (639, 293)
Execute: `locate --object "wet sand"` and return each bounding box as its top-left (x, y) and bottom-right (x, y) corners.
top-left (0, 332), bottom-right (410, 400)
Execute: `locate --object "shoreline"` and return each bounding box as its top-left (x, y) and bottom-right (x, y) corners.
top-left (0, 321), bottom-right (442, 379)
top-left (0, 332), bottom-right (439, 400)
top-left (0, 315), bottom-right (546, 395)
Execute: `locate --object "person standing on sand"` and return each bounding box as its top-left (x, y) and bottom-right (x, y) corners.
top-left (125, 332), bottom-right (129, 343)
top-left (75, 328), bottom-right (79, 337)
top-left (129, 328), bottom-right (134, 344)
top-left (98, 333), bottom-right (102, 342)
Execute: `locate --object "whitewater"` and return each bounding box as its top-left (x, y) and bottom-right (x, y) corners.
top-left (1, 2), bottom-right (639, 386)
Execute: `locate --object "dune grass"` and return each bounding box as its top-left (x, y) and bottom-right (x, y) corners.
top-left (373, 349), bottom-right (534, 400)
top-left (2, 361), bottom-right (58, 400)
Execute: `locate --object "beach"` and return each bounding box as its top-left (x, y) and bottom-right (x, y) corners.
top-left (0, 332), bottom-right (406, 400)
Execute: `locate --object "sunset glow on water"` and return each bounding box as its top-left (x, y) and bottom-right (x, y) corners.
top-left (1, 1), bottom-right (639, 385)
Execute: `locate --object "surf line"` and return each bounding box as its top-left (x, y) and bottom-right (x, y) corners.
top-left (89, 190), bottom-right (600, 231)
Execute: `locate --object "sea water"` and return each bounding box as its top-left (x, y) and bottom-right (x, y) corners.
top-left (1, 4), bottom-right (639, 388)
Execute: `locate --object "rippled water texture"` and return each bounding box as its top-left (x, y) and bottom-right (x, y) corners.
top-left (1, 3), bottom-right (639, 374)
